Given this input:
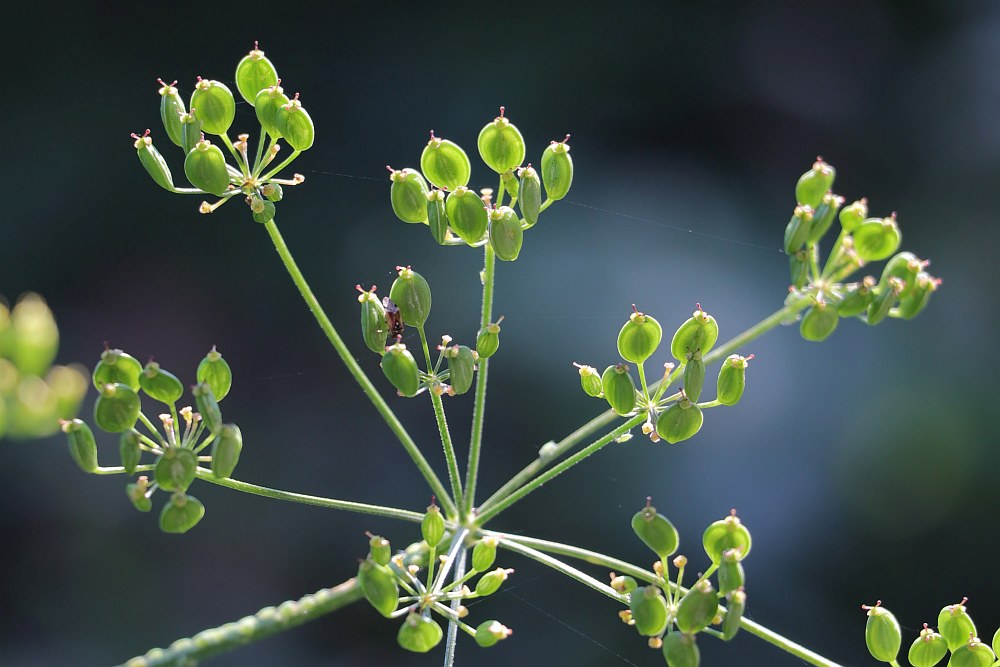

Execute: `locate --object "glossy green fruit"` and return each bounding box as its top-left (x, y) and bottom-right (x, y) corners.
top-left (717, 354), bottom-right (750, 406)
top-left (159, 492), bottom-right (205, 533)
top-left (601, 364), bottom-right (636, 415)
top-left (421, 134), bottom-right (471, 190)
top-left (179, 111), bottom-right (203, 154)
top-left (276, 95), bottom-right (314, 151)
top-left (397, 613), bottom-right (442, 653)
top-left (357, 287), bottom-right (388, 354)
top-left (192, 382), bottom-right (223, 435)
top-left (381, 342), bottom-right (419, 397)
top-left (357, 559), bottom-right (399, 617)
top-left (474, 620), bottom-right (512, 648)
top-left (62, 418), bottom-right (98, 473)
top-left (126, 481), bottom-right (152, 512)
top-left (255, 84), bottom-right (290, 137)
top-left (618, 308), bottom-right (662, 364)
top-left (472, 536), bottom-right (498, 572)
top-left (629, 586), bottom-right (668, 636)
top-left (212, 423), bottom-right (243, 479)
top-left (631, 501), bottom-right (679, 560)
top-left (501, 168), bottom-right (519, 198)
top-left (119, 430), bottom-right (141, 473)
top-left (703, 512), bottom-right (752, 564)
top-left (157, 80), bottom-right (186, 146)
top-left (427, 189), bottom-right (449, 244)
top-left (908, 626), bottom-right (948, 667)
top-left (447, 345), bottom-right (476, 395)
top-left (722, 589), bottom-right (746, 641)
top-left (800, 300), bottom-right (838, 342)
top-left (133, 132), bottom-right (173, 191)
top-left (683, 355), bottom-right (706, 402)
top-left (867, 277), bottom-right (904, 326)
top-left (235, 44), bottom-right (279, 105)
top-left (489, 205), bottom-right (523, 261)
top-left (718, 549), bottom-right (745, 594)
top-left (446, 187), bottom-right (489, 244)
top-left (421, 503), bottom-right (445, 548)
top-left (540, 136), bottom-right (573, 200)
top-left (784, 205), bottom-right (814, 255)
top-left (476, 319), bottom-right (502, 359)
top-left (795, 158), bottom-right (836, 209)
top-left (948, 638), bottom-right (995, 667)
top-left (575, 363), bottom-right (603, 398)
top-left (656, 401), bottom-right (703, 444)
top-left (190, 78), bottom-right (236, 136)
top-left (368, 534), bottom-right (391, 566)
top-left (155, 447), bottom-right (197, 492)
top-left (185, 138), bottom-right (230, 196)
top-left (854, 215), bottom-right (902, 262)
top-left (94, 383), bottom-right (141, 433)
top-left (670, 306), bottom-right (719, 361)
top-left (840, 198), bottom-right (868, 233)
top-left (389, 267), bottom-right (432, 327)
top-left (663, 632), bottom-right (700, 667)
top-left (93, 349), bottom-right (142, 391)
top-left (939, 601), bottom-right (977, 651)
top-left (139, 361), bottom-right (183, 404)
top-left (476, 568), bottom-right (511, 596)
top-left (478, 107), bottom-right (525, 173)
top-left (518, 165), bottom-right (542, 227)
top-left (388, 167), bottom-right (429, 224)
top-left (611, 574), bottom-right (638, 594)
top-left (196, 346), bottom-right (233, 401)
top-left (251, 198), bottom-right (276, 224)
top-left (880, 251), bottom-right (923, 300)
top-left (807, 192), bottom-right (844, 245)
top-left (262, 182), bottom-right (283, 202)
top-left (789, 247), bottom-right (812, 288)
top-left (676, 579), bottom-right (719, 635)
top-left (837, 278), bottom-right (875, 317)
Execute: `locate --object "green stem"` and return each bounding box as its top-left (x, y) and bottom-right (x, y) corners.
top-left (219, 133), bottom-right (248, 176)
top-left (820, 229), bottom-right (847, 280)
top-left (94, 465), bottom-right (155, 475)
top-left (263, 219), bottom-right (457, 518)
top-left (441, 545), bottom-right (467, 667)
top-left (496, 538), bottom-right (627, 603)
top-left (261, 149), bottom-right (301, 181)
top-left (137, 412), bottom-right (166, 446)
top-left (253, 129), bottom-right (268, 174)
top-left (419, 326), bottom-right (464, 510)
top-left (739, 617), bottom-right (845, 667)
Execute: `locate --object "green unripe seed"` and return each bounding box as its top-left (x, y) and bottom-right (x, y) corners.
top-left (447, 345), bottom-right (476, 395)
top-left (276, 95), bottom-right (314, 151)
top-left (864, 605), bottom-right (902, 662)
top-left (789, 247), bottom-right (812, 288)
top-left (795, 157), bottom-right (836, 209)
top-left (611, 574), bottom-right (638, 594)
top-left (478, 107), bottom-right (526, 174)
top-left (908, 626), bottom-right (948, 667)
top-left (119, 430), bottom-right (141, 474)
top-left (357, 559), bottom-right (399, 617)
top-left (472, 536), bottom-right (498, 572)
top-left (631, 500), bottom-right (679, 560)
top-left (184, 138), bottom-right (230, 196)
top-left (474, 620), bottom-right (512, 648)
top-left (192, 382), bottom-right (223, 435)
top-left (867, 277), bottom-right (904, 326)
top-left (670, 306), bottom-right (719, 361)
top-left (629, 586), bottom-right (668, 637)
top-left (196, 346), bottom-right (233, 401)
top-left (446, 187), bottom-right (489, 244)
top-left (476, 319), bottom-right (502, 359)
top-left (840, 198), bottom-right (868, 233)
top-left (139, 361), bottom-right (184, 404)
top-left (397, 613), bottom-right (442, 653)
top-left (476, 568), bottom-right (511, 597)
top-left (575, 363), bottom-right (603, 398)
top-left (501, 169), bottom-right (519, 198)
top-left (61, 418), bottom-right (98, 473)
top-left (948, 638), bottom-right (995, 667)
top-left (854, 215), bottom-right (902, 262)
top-left (420, 134), bottom-right (471, 190)
top-left (251, 199), bottom-right (276, 224)
top-left (683, 355), bottom-right (706, 402)
top-left (262, 182), bottom-right (284, 202)
top-left (807, 192), bottom-right (845, 245)
top-left (368, 534), bottom-right (391, 566)
top-left (717, 354), bottom-right (750, 406)
top-left (518, 165), bottom-right (542, 227)
top-left (880, 251), bottom-right (923, 300)
top-left (939, 601), bottom-right (977, 651)
top-left (155, 447), bottom-right (197, 492)
top-left (655, 401), bottom-right (703, 444)
top-left (133, 132), bottom-right (174, 191)
top-left (421, 503), bottom-right (445, 548)
top-left (703, 512), bottom-right (752, 564)
top-left (676, 579), bottom-right (719, 635)
top-left (190, 78), bottom-right (236, 136)
top-left (617, 308), bottom-right (662, 363)
top-left (427, 189), bottom-right (449, 244)
top-left (179, 111), bottom-right (203, 154)
top-left (93, 348), bottom-right (143, 391)
top-left (722, 589), bottom-right (746, 641)
top-left (157, 80), bottom-right (186, 147)
top-left (784, 205), bottom-right (814, 255)
top-left (662, 632), bottom-right (700, 667)
top-left (159, 492), bottom-right (205, 534)
top-left (94, 383), bottom-right (141, 433)
top-left (837, 277), bottom-right (876, 318)
top-left (800, 300), bottom-right (838, 342)
top-left (381, 342), bottom-right (419, 397)
top-left (389, 266), bottom-right (432, 328)
top-left (211, 423), bottom-right (243, 479)
top-left (601, 364), bottom-right (636, 415)
top-left (357, 287), bottom-right (389, 355)
top-left (126, 481), bottom-right (152, 512)
top-left (718, 549), bottom-right (746, 594)
top-left (235, 44), bottom-right (279, 105)
top-left (255, 84), bottom-right (290, 138)
top-left (489, 205), bottom-right (523, 261)
top-left (540, 137), bottom-right (573, 200)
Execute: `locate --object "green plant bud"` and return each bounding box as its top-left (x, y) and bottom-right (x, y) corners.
top-left (196, 346), bottom-right (233, 401)
top-left (119, 430), bottom-right (141, 474)
top-left (489, 205), bottom-right (524, 261)
top-left (184, 138), bottom-right (230, 196)
top-left (381, 342), bottom-right (420, 397)
top-left (518, 165), bottom-right (542, 227)
top-left (670, 306), bottom-right (719, 361)
top-left (421, 133), bottom-right (471, 190)
top-left (948, 638), bottom-right (995, 667)
top-left (276, 94), bottom-right (315, 151)
top-left (159, 492), bottom-right (205, 534)
top-left (540, 136), bottom-right (573, 200)
top-left (722, 589), bottom-right (746, 641)
top-left (617, 308), bottom-right (662, 364)
top-left (703, 511), bottom-right (752, 564)
top-left (992, 625), bottom-right (999, 658)
top-left (447, 345), bottom-right (476, 395)
top-left (783, 205), bottom-right (814, 255)
top-left (472, 536), bottom-right (498, 572)
top-left (476, 567), bottom-right (512, 597)
top-left (629, 586), bottom-right (668, 637)
top-left (601, 364), bottom-right (636, 415)
top-left (717, 549), bottom-right (745, 595)
top-left (93, 348), bottom-right (143, 391)
top-left (631, 500), bottom-right (679, 560)
top-left (389, 266), bottom-right (432, 328)
top-left (132, 131), bottom-right (174, 191)
top-left (426, 189), bottom-right (449, 244)
top-left (478, 107), bottom-right (526, 174)
top-left (192, 382), bottom-right (223, 435)
top-left (190, 78), bottom-right (235, 136)
top-left (611, 574), bottom-right (638, 594)
top-left (179, 111), bottom-right (203, 154)
top-left (211, 423), bottom-right (243, 479)
top-left (367, 534), bottom-right (391, 566)
top-left (795, 157), bottom-right (836, 209)
top-left (446, 187), bottom-right (489, 244)
top-left (655, 400), bottom-right (703, 444)
top-left (61, 418), bottom-right (97, 473)
top-left (262, 182), bottom-right (283, 202)
top-left (789, 248), bottom-right (812, 289)
top-left (388, 167), bottom-right (429, 224)
top-left (840, 198), bottom-right (868, 233)
top-left (867, 277), bottom-right (904, 326)
top-left (358, 558), bottom-right (399, 617)
top-left (155, 447), bottom-right (197, 492)
top-left (357, 287), bottom-right (389, 355)
top-left (837, 277), bottom-right (876, 317)
top-left (476, 319), bottom-right (502, 359)
top-left (474, 620), bottom-right (512, 648)
top-left (235, 44), bottom-right (279, 105)
top-left (397, 613), bottom-right (442, 653)
top-left (939, 600), bottom-right (977, 651)
top-left (126, 480), bottom-right (152, 512)
top-left (807, 192), bottom-right (844, 245)
top-left (94, 383), bottom-right (141, 433)
top-left (501, 168), bottom-right (519, 198)
top-left (251, 199), bottom-right (276, 224)
top-left (908, 625), bottom-right (948, 667)
top-left (662, 632), bottom-right (700, 667)
top-left (139, 361), bottom-right (183, 404)
top-left (800, 300), bottom-right (838, 342)
top-left (255, 84), bottom-right (290, 137)
top-left (421, 502), bottom-right (445, 548)
top-left (854, 215), bottom-right (902, 262)
top-left (683, 355), bottom-right (706, 402)
top-left (717, 354), bottom-right (751, 406)
top-left (574, 363), bottom-right (603, 398)
top-left (157, 80), bottom-right (186, 146)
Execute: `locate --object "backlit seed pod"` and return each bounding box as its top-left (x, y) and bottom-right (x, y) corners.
top-left (880, 251), bottom-right (923, 300)
top-left (717, 549), bottom-right (745, 595)
top-left (276, 95), bottom-right (315, 151)
top-left (540, 137), bottom-right (573, 200)
top-left (196, 346), bottom-right (233, 401)
top-left (863, 603), bottom-right (902, 662)
top-left (476, 319), bottom-right (502, 359)
top-left (184, 138), bottom-right (230, 196)
top-left (139, 361), bottom-right (184, 404)
top-left (611, 574), bottom-right (638, 594)
top-left (474, 620), bottom-right (512, 648)
top-left (717, 354), bottom-right (751, 406)
top-left (807, 192), bottom-right (845, 245)
top-left (389, 267), bottom-right (432, 328)
top-left (501, 169), bottom-right (519, 198)
top-left (447, 345), bottom-right (476, 395)
top-left (126, 481), bottom-right (152, 512)
top-left (133, 132), bottom-right (174, 191)
top-left (854, 215), bottom-right (902, 262)
top-left (93, 348), bottom-right (143, 391)
top-left (381, 342), bottom-right (419, 397)
top-left (618, 308), bottom-right (662, 364)
top-left (255, 84), bottom-right (290, 137)
top-left (703, 512), bottom-right (752, 564)
top-left (575, 363), bottom-right (603, 398)
top-left (426, 189), bottom-right (449, 244)
top-left (489, 205), bottom-right (524, 261)
top-left (631, 501), bottom-right (679, 560)
top-left (357, 558), bottom-right (399, 617)
top-left (397, 613), bottom-right (443, 653)
top-left (262, 182), bottom-right (283, 202)
top-left (683, 355), bottom-right (706, 402)
top-left (867, 277), bottom-right (904, 326)
top-left (472, 536), bottom-right (498, 572)
top-left (119, 430), bottom-right (141, 474)
top-left (235, 44), bottom-right (279, 105)
top-left (908, 625), bottom-right (948, 667)
top-left (192, 382), bottom-right (223, 435)
top-left (655, 401), bottom-right (703, 444)
top-left (840, 198), bottom-right (868, 233)
top-left (662, 632), bottom-right (700, 667)
top-left (670, 306), bottom-right (719, 361)
top-left (478, 107), bottom-right (526, 173)
top-left (155, 447), bottom-right (197, 492)
top-left (789, 248), bottom-right (812, 289)
top-left (722, 589), bottom-right (746, 641)
top-left (676, 579), bottom-right (720, 635)
top-left (61, 419), bottom-right (98, 473)
top-left (190, 79), bottom-right (236, 136)
top-left (211, 423), bottom-right (243, 479)
top-left (518, 165), bottom-right (542, 227)
top-left (446, 187), bottom-right (489, 244)
top-left (159, 492), bottom-right (206, 534)
top-left (948, 638), bottom-right (995, 667)
top-left (158, 80), bottom-right (186, 146)
top-left (601, 364), bottom-right (636, 415)
top-left (421, 503), bottom-right (445, 548)
top-left (476, 568), bottom-right (512, 597)
top-left (251, 199), bottom-right (276, 224)
top-left (368, 534), bottom-right (391, 566)
top-left (800, 300), bottom-right (838, 342)
top-left (784, 205), bottom-right (815, 255)
top-left (629, 586), bottom-right (668, 637)
top-left (421, 133), bottom-right (471, 190)
top-left (94, 383), bottom-right (141, 433)
top-left (837, 277), bottom-right (876, 317)
top-left (357, 287), bottom-right (389, 355)
top-left (795, 158), bottom-right (836, 209)
top-left (938, 600), bottom-right (977, 651)
top-left (179, 112), bottom-right (203, 154)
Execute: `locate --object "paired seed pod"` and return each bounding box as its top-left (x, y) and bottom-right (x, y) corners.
top-left (854, 215), bottom-right (902, 262)
top-left (867, 277), bottom-right (904, 326)
top-left (357, 287), bottom-right (389, 355)
top-left (93, 348), bottom-right (142, 391)
top-left (139, 361), bottom-right (184, 404)
top-left (357, 558), bottom-right (399, 618)
top-left (196, 346), bottom-right (233, 401)
top-left (367, 534), bottom-right (392, 566)
top-left (717, 549), bottom-right (746, 594)
top-left (676, 579), bottom-right (719, 635)
top-left (212, 424), bottom-right (243, 479)
top-left (721, 589), bottom-right (746, 641)
top-left (807, 193), bottom-right (845, 245)
top-left (949, 638), bottom-right (996, 667)
top-left (126, 480), bottom-right (152, 513)
top-left (628, 586), bottom-right (668, 637)
top-left (783, 205), bottom-right (814, 256)
top-left (837, 278), bottom-right (875, 317)
top-left (62, 419), bottom-right (98, 473)
top-left (190, 79), bottom-right (236, 136)
top-left (908, 625), bottom-right (948, 667)
top-left (683, 355), bottom-right (706, 402)
top-left (159, 492), bottom-right (205, 534)
top-left (155, 447), bottom-right (197, 492)
top-left (476, 568), bottom-right (512, 597)
top-left (133, 132), bottom-right (174, 191)
top-left (476, 319), bottom-right (502, 359)
top-left (255, 84), bottom-right (290, 137)
top-left (540, 136), bottom-right (573, 200)
top-left (381, 342), bottom-right (419, 397)
top-left (185, 138), bottom-right (231, 196)
top-left (717, 354), bottom-right (750, 406)
top-left (895, 272), bottom-right (938, 320)
top-left (789, 247), bottom-right (814, 289)
top-left (421, 133), bottom-right (471, 190)
top-left (864, 603), bottom-right (902, 663)
top-left (276, 95), bottom-right (314, 151)
top-left (662, 632), bottom-right (700, 667)
top-left (839, 198), bottom-right (868, 233)
top-left (575, 363), bottom-right (603, 398)
top-left (119, 430), bottom-right (141, 474)
top-left (630, 500), bottom-right (679, 561)
top-left (447, 345), bottom-right (476, 395)
top-left (251, 198), bottom-right (276, 224)
top-left (501, 169), bottom-right (519, 198)
top-left (655, 400), bottom-right (703, 444)
top-left (795, 158), bottom-right (836, 209)
top-left (800, 300), bottom-right (838, 342)
top-left (478, 107), bottom-right (525, 174)
top-left (235, 44), bottom-right (279, 105)
top-left (427, 189), bottom-right (449, 244)
top-left (397, 613), bottom-right (442, 653)
top-left (157, 80), bottom-right (186, 147)
top-left (94, 383), bottom-right (141, 433)
top-left (474, 620), bottom-right (512, 648)
top-left (446, 187), bottom-right (489, 244)
top-left (192, 382), bottom-right (223, 435)
top-left (489, 206), bottom-right (523, 261)
top-left (263, 182), bottom-right (283, 202)
top-left (389, 267), bottom-right (432, 328)
top-left (388, 168), bottom-right (429, 224)
top-left (938, 600), bottom-right (977, 651)
top-left (617, 308), bottom-right (662, 364)
top-left (179, 112), bottom-right (203, 154)
top-left (518, 165), bottom-right (542, 227)
top-left (472, 536), bottom-right (498, 572)
top-left (601, 364), bottom-right (636, 415)
top-left (703, 512), bottom-right (752, 564)
top-left (670, 306), bottom-right (719, 362)
top-left (421, 503), bottom-right (445, 549)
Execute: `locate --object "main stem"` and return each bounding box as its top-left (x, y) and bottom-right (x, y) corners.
top-left (263, 219), bottom-right (457, 518)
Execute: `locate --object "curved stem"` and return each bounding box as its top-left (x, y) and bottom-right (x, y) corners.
top-left (263, 219), bottom-right (457, 518)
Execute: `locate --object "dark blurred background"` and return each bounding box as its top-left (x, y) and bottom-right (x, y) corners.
top-left (2, 1), bottom-right (997, 665)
